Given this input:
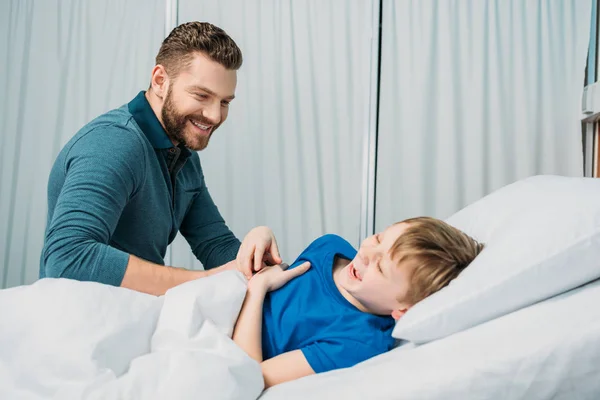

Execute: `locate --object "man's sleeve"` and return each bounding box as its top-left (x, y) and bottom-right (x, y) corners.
top-left (179, 163), bottom-right (241, 270)
top-left (41, 126), bottom-right (146, 286)
top-left (301, 339), bottom-right (383, 374)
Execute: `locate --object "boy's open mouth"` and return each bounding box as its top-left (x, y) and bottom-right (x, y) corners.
top-left (348, 262), bottom-right (362, 281)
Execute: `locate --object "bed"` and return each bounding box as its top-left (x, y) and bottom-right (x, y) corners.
top-left (1, 175), bottom-right (599, 400)
top-left (261, 278), bottom-right (600, 399)
top-left (262, 174), bottom-right (600, 399)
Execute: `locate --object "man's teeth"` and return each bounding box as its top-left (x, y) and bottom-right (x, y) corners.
top-left (191, 120), bottom-right (210, 130)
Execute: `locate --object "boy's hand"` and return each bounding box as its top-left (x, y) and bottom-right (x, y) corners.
top-left (248, 262), bottom-right (311, 293)
top-left (237, 226), bottom-right (283, 279)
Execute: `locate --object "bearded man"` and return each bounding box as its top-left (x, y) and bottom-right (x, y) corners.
top-left (40, 22), bottom-right (280, 295)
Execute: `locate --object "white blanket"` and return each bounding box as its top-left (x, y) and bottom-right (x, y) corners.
top-left (0, 271), bottom-right (264, 400)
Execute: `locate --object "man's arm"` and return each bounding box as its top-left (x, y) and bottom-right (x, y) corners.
top-left (42, 127), bottom-right (230, 295)
top-left (178, 158), bottom-right (241, 270)
top-left (42, 127), bottom-right (144, 286)
top-left (120, 255), bottom-right (235, 295)
top-left (232, 262), bottom-right (313, 388)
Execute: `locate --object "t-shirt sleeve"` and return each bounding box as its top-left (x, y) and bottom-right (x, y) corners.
top-left (301, 339), bottom-right (385, 374)
top-left (292, 234), bottom-right (351, 266)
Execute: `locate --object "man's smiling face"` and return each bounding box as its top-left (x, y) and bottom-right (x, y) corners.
top-left (161, 51), bottom-right (237, 151)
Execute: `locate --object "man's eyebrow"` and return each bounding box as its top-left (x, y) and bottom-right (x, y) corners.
top-left (189, 85), bottom-right (235, 100)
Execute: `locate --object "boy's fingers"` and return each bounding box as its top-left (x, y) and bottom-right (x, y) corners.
top-left (285, 262), bottom-right (311, 278)
top-left (279, 263), bottom-right (290, 271)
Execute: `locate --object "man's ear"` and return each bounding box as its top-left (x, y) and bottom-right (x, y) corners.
top-left (149, 65), bottom-right (169, 99)
top-left (391, 306), bottom-right (410, 321)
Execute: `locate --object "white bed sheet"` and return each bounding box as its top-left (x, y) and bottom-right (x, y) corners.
top-left (0, 272), bottom-right (264, 400)
top-left (261, 278), bottom-right (600, 400)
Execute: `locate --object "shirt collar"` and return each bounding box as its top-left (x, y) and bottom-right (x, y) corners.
top-left (128, 90), bottom-right (175, 150)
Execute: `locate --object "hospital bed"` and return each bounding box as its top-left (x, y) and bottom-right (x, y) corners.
top-left (1, 175), bottom-right (599, 400)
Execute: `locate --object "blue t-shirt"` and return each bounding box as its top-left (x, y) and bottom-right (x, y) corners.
top-left (262, 234), bottom-right (396, 374)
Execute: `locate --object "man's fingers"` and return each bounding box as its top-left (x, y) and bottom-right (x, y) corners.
top-left (241, 244), bottom-right (256, 277)
top-left (263, 252), bottom-right (276, 266)
top-left (270, 239), bottom-right (282, 264)
top-left (254, 246), bottom-right (266, 272)
top-left (264, 252), bottom-right (283, 266)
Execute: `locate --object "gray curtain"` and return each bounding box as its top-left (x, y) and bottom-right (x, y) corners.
top-left (171, 0), bottom-right (377, 268)
top-left (0, 0), bottom-right (165, 288)
top-left (375, 0), bottom-right (592, 231)
top-left (1, 0), bottom-right (592, 288)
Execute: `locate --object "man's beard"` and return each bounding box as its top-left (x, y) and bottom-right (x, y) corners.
top-left (161, 87), bottom-right (219, 151)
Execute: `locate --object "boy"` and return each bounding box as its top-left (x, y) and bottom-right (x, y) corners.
top-left (233, 217), bottom-right (484, 388)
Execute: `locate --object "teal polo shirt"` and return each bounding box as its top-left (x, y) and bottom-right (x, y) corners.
top-left (40, 91), bottom-right (240, 286)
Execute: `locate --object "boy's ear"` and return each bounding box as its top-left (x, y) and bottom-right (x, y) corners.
top-left (391, 307), bottom-right (410, 321)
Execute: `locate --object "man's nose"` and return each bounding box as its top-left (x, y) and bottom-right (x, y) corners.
top-left (202, 102), bottom-right (221, 125)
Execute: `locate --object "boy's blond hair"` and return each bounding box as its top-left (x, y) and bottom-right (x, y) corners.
top-left (390, 217), bottom-right (484, 305)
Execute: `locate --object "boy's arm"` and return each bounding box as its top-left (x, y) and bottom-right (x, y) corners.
top-left (232, 262), bottom-right (312, 387)
top-left (261, 350), bottom-right (315, 388)
top-left (232, 286), bottom-right (266, 362)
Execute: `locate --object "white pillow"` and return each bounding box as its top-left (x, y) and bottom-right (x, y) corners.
top-left (392, 175), bottom-right (600, 344)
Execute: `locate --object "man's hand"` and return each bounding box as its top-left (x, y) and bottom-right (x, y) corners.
top-left (248, 262), bottom-right (311, 293)
top-left (236, 226), bottom-right (283, 279)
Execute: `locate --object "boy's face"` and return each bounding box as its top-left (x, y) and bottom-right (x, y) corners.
top-left (338, 223), bottom-right (413, 318)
